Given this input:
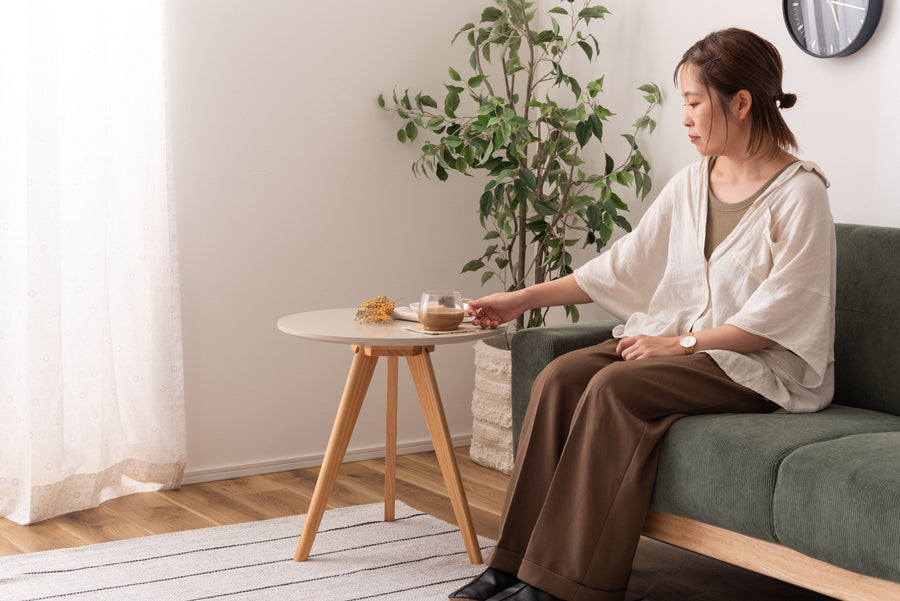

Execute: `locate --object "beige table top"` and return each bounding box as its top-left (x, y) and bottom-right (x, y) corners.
top-left (277, 308), bottom-right (504, 347)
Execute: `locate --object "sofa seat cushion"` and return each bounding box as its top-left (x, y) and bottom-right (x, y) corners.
top-left (650, 405), bottom-right (900, 542)
top-left (773, 432), bottom-right (900, 583)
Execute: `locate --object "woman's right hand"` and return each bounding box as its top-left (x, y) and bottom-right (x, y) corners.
top-left (467, 292), bottom-right (527, 329)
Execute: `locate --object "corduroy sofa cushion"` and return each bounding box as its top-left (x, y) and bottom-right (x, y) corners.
top-left (833, 224), bottom-right (900, 416)
top-left (773, 432), bottom-right (900, 582)
top-left (650, 405), bottom-right (900, 542)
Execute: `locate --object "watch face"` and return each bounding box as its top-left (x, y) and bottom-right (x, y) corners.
top-left (681, 335), bottom-right (696, 348)
top-left (784, 0), bottom-right (882, 58)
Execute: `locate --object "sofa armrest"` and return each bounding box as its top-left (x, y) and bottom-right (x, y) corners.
top-left (510, 320), bottom-right (621, 454)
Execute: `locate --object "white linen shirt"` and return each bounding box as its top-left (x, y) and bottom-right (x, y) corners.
top-left (574, 158), bottom-right (835, 413)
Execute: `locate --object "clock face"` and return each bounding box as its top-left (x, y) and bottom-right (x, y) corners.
top-left (783, 0), bottom-right (882, 58)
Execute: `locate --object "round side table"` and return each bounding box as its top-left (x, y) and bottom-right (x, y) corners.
top-left (277, 308), bottom-right (503, 565)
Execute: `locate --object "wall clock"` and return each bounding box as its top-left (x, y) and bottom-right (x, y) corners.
top-left (783, 0), bottom-right (883, 58)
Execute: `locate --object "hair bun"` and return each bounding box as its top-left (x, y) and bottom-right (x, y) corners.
top-left (777, 92), bottom-right (797, 109)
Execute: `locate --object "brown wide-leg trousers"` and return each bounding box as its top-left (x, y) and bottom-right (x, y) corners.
top-left (487, 339), bottom-right (779, 601)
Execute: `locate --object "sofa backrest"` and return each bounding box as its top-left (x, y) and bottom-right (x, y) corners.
top-left (833, 223), bottom-right (900, 415)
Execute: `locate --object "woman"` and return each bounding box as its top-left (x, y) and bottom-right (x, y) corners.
top-left (451, 28), bottom-right (835, 601)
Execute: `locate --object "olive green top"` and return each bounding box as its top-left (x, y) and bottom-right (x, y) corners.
top-left (705, 159), bottom-right (799, 260)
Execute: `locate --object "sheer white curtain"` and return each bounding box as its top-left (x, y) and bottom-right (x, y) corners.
top-left (0, 1), bottom-right (185, 525)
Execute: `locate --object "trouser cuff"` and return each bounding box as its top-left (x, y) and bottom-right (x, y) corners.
top-left (487, 545), bottom-right (525, 575)
top-left (519, 559), bottom-right (628, 601)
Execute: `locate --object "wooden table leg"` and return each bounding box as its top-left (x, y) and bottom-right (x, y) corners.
top-left (385, 356), bottom-right (398, 522)
top-left (406, 351), bottom-right (484, 565)
top-left (294, 347), bottom-right (378, 562)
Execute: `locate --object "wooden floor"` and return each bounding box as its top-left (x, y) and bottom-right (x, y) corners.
top-left (0, 447), bottom-right (835, 601)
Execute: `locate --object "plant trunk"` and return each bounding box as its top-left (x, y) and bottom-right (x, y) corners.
top-left (515, 198), bottom-right (527, 329)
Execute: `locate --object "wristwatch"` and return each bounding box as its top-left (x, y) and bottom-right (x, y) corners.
top-left (680, 334), bottom-right (697, 355)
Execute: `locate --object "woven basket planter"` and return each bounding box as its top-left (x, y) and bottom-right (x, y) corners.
top-left (469, 338), bottom-right (514, 474)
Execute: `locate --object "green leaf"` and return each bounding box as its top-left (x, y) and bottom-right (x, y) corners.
top-left (449, 66), bottom-right (461, 81)
top-left (397, 129), bottom-right (407, 143)
top-left (605, 153), bottom-right (615, 175)
top-left (452, 23), bottom-right (475, 44)
top-left (444, 95), bottom-right (459, 118)
top-left (577, 6), bottom-right (610, 22)
top-left (484, 230), bottom-right (501, 240)
top-left (481, 271), bottom-right (495, 285)
top-left (588, 114), bottom-right (603, 140)
top-left (494, 183), bottom-right (505, 205)
top-left (586, 204), bottom-right (603, 229)
top-left (377, 93), bottom-right (385, 108)
top-left (525, 216), bottom-right (548, 232)
top-left (577, 40), bottom-right (593, 61)
top-left (514, 177), bottom-right (528, 203)
top-left (568, 77), bottom-right (582, 100)
top-left (419, 95), bottom-right (437, 109)
top-left (575, 120), bottom-right (591, 148)
top-left (641, 174), bottom-right (653, 199)
top-left (462, 259), bottom-right (484, 273)
top-left (468, 74), bottom-right (487, 88)
top-left (532, 30), bottom-right (557, 45)
top-left (535, 201), bottom-right (556, 216)
top-left (548, 7), bottom-right (568, 15)
top-left (519, 168), bottom-right (537, 190)
top-left (613, 214), bottom-right (633, 232)
top-left (405, 122), bottom-right (418, 142)
top-left (479, 191), bottom-right (493, 217)
top-left (436, 164), bottom-right (448, 181)
top-left (481, 6), bottom-right (503, 22)
top-left (638, 82), bottom-right (662, 103)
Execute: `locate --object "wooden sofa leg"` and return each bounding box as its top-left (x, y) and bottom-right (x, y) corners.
top-left (642, 510), bottom-right (900, 601)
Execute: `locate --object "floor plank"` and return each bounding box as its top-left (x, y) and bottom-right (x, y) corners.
top-left (53, 505), bottom-right (151, 546)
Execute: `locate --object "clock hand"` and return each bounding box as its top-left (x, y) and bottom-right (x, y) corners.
top-left (829, 0), bottom-right (866, 9)
top-left (828, 0), bottom-right (841, 31)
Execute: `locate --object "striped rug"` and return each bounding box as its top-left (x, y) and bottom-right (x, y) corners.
top-left (0, 502), bottom-right (495, 600)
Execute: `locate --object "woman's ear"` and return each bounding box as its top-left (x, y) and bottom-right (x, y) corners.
top-left (731, 89), bottom-right (752, 121)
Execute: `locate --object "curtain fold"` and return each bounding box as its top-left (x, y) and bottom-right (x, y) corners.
top-left (0, 0), bottom-right (185, 525)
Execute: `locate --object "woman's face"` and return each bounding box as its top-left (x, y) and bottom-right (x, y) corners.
top-left (680, 65), bottom-right (729, 156)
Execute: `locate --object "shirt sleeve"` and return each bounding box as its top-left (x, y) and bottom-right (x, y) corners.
top-left (573, 173), bottom-right (679, 322)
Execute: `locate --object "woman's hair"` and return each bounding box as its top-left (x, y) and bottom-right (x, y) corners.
top-left (674, 28), bottom-right (798, 154)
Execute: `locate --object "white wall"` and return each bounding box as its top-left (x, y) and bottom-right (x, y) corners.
top-left (167, 1), bottom-right (900, 480)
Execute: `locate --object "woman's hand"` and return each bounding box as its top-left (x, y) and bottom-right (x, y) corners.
top-left (467, 275), bottom-right (592, 329)
top-left (616, 334), bottom-right (681, 361)
top-left (616, 326), bottom-right (775, 360)
top-left (467, 292), bottom-right (527, 329)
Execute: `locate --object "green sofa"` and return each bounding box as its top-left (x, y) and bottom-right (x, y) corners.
top-left (509, 223), bottom-right (900, 601)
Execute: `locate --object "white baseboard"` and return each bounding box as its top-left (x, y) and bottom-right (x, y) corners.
top-left (181, 434), bottom-right (473, 486)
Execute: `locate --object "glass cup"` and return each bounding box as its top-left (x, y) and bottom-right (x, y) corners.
top-left (418, 290), bottom-right (465, 331)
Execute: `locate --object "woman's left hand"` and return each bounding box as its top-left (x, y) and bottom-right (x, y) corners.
top-left (616, 335), bottom-right (681, 361)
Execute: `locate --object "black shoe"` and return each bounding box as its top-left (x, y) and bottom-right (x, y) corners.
top-left (485, 583), bottom-right (562, 601)
top-left (449, 567), bottom-right (522, 601)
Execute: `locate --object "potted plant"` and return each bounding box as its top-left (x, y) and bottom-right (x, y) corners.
top-left (379, 0), bottom-right (660, 329)
top-left (378, 0), bottom-right (660, 472)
